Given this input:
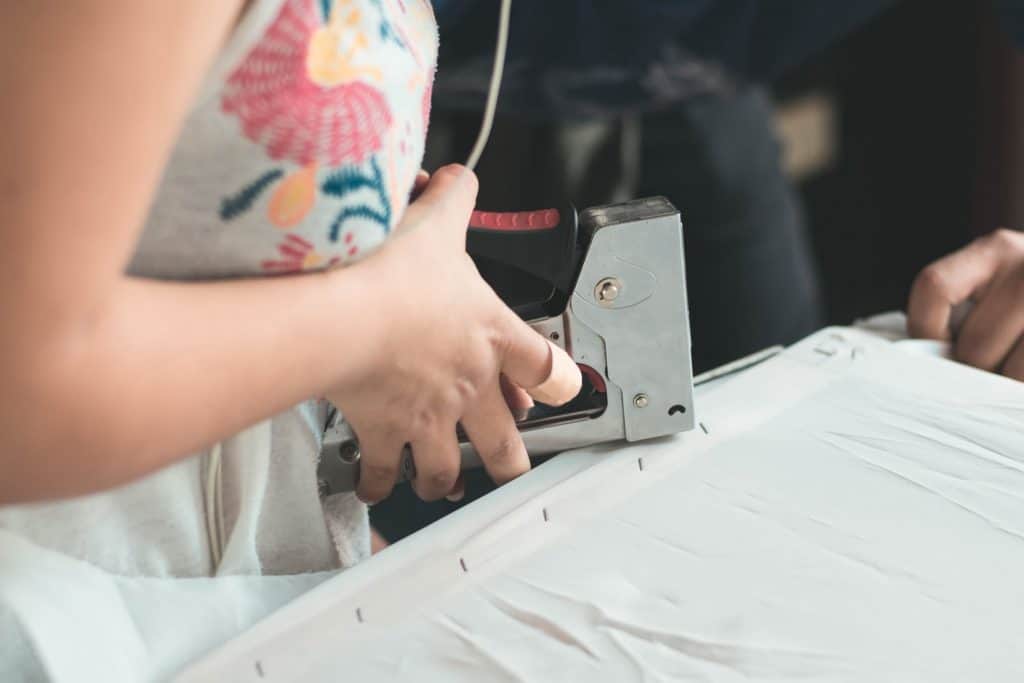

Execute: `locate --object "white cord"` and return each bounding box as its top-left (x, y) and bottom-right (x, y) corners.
top-left (204, 443), bottom-right (225, 571)
top-left (464, 0), bottom-right (511, 171)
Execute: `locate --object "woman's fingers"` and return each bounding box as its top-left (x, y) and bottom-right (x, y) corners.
top-left (408, 427), bottom-right (462, 502)
top-left (355, 428), bottom-right (405, 505)
top-left (460, 383), bottom-right (530, 486)
top-left (500, 313), bottom-right (581, 407)
top-left (999, 335), bottom-right (1024, 381)
top-left (907, 230), bottom-right (1009, 340)
top-left (499, 374), bottom-right (534, 421)
top-left (956, 269), bottom-right (1024, 371)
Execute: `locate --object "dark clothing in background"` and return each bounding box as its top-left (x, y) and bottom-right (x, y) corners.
top-left (638, 93), bottom-right (821, 371)
top-left (431, 0), bottom-right (896, 117)
top-left (431, 0), bottom-right (1024, 118)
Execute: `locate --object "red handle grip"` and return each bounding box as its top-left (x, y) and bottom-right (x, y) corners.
top-left (469, 209), bottom-right (561, 231)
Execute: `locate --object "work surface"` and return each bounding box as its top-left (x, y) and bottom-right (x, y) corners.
top-left (182, 326), bottom-right (1024, 682)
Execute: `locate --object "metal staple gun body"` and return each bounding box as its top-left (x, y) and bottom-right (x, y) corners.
top-left (318, 196), bottom-right (695, 494)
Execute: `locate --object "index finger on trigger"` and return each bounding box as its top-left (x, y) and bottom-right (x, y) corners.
top-left (500, 314), bottom-right (581, 407)
top-left (907, 235), bottom-right (1004, 340)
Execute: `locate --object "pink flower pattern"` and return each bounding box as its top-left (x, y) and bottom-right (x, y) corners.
top-left (221, 0), bottom-right (393, 167)
top-left (216, 0), bottom-right (435, 275)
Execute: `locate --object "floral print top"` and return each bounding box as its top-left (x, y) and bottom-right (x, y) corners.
top-left (129, 0), bottom-right (437, 279)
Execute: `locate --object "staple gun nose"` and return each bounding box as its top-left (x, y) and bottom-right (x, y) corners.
top-left (318, 197), bottom-right (696, 495)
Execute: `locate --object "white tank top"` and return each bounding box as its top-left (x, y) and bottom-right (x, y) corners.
top-left (0, 0), bottom-right (438, 578)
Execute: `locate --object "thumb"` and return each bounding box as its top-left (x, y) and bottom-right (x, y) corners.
top-left (398, 164), bottom-right (478, 240)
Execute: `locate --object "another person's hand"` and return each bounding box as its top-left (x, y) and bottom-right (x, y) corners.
top-left (908, 228), bottom-right (1024, 380)
top-left (328, 165), bottom-right (581, 504)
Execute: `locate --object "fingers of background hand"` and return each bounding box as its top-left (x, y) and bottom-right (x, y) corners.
top-left (500, 315), bottom-right (581, 406)
top-left (408, 427), bottom-right (462, 501)
top-left (355, 429), bottom-right (405, 505)
top-left (499, 374), bottom-right (534, 420)
top-left (908, 231), bottom-right (1007, 340)
top-left (397, 164), bottom-right (478, 238)
top-left (999, 335), bottom-right (1024, 381)
top-left (460, 384), bottom-right (530, 486)
top-left (955, 269), bottom-right (1024, 371)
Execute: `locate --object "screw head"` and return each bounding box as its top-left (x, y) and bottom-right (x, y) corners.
top-left (633, 393), bottom-right (649, 409)
top-left (595, 277), bottom-right (621, 305)
top-left (337, 440), bottom-right (361, 465)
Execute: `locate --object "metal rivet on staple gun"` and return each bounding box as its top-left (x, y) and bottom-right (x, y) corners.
top-left (633, 393), bottom-right (649, 408)
top-left (337, 440), bottom-right (361, 465)
top-left (595, 277), bottom-right (622, 306)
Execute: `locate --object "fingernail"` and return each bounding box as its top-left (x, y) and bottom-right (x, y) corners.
top-left (439, 164), bottom-right (477, 190)
top-left (446, 474), bottom-right (466, 502)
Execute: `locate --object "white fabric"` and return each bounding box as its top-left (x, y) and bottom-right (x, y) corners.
top-left (0, 401), bottom-right (342, 580)
top-left (0, 529), bottom-right (331, 683)
top-left (180, 327), bottom-right (1024, 682)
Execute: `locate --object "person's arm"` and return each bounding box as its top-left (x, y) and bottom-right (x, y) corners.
top-left (0, 2), bottom-right (389, 501)
top-left (0, 3), bottom-right (580, 504)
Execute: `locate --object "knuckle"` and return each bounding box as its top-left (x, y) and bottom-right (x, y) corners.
top-left (911, 265), bottom-right (949, 301)
top-left (486, 433), bottom-right (523, 468)
top-left (415, 463), bottom-right (459, 501)
top-left (452, 375), bottom-right (480, 404)
top-left (473, 323), bottom-right (509, 360)
top-left (987, 228), bottom-right (1021, 251)
top-left (409, 407), bottom-right (439, 434)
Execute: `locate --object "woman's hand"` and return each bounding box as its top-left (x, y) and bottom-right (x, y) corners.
top-left (908, 228), bottom-right (1024, 380)
top-left (329, 165), bottom-right (582, 503)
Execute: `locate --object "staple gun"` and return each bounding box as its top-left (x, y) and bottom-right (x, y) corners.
top-left (317, 196), bottom-right (695, 493)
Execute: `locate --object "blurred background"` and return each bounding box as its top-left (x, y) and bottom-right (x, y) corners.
top-left (427, 0), bottom-right (1024, 338)
top-left (775, 0), bottom-right (1018, 325)
top-left (374, 0), bottom-right (1024, 540)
